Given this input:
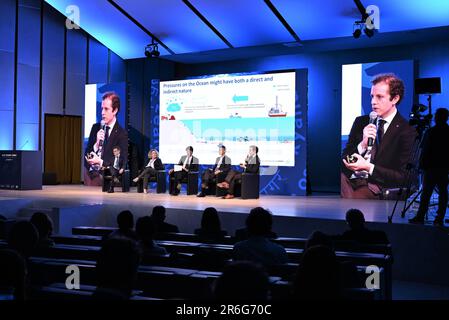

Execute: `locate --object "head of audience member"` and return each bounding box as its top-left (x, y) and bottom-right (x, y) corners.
top-left (345, 208), bottom-right (366, 231)
top-left (95, 238), bottom-right (140, 299)
top-left (246, 207), bottom-right (272, 237)
top-left (218, 145), bottom-right (226, 156)
top-left (213, 261), bottom-right (270, 301)
top-left (116, 210), bottom-right (134, 231)
top-left (8, 221), bottom-right (38, 257)
top-left (135, 216), bottom-right (156, 244)
top-left (0, 249), bottom-right (27, 300)
top-left (30, 212), bottom-right (53, 240)
top-left (293, 245), bottom-right (342, 300)
top-left (186, 146), bottom-right (193, 157)
top-left (370, 73), bottom-right (404, 119)
top-left (434, 108), bottom-right (449, 126)
top-left (0, 214), bottom-right (7, 220)
top-left (305, 231), bottom-right (334, 251)
top-left (151, 206), bottom-right (166, 225)
top-left (201, 207), bottom-right (222, 233)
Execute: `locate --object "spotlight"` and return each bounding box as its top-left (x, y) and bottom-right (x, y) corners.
top-left (353, 22), bottom-right (362, 39)
top-left (352, 0), bottom-right (377, 39)
top-left (145, 39), bottom-right (160, 58)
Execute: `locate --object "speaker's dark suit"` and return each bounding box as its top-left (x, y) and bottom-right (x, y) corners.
top-left (201, 155), bottom-right (232, 189)
top-left (137, 157), bottom-right (165, 190)
top-left (84, 121), bottom-right (128, 186)
top-left (225, 155), bottom-right (260, 195)
top-left (342, 112), bottom-right (417, 190)
top-left (103, 155), bottom-right (126, 192)
top-left (169, 155), bottom-right (199, 194)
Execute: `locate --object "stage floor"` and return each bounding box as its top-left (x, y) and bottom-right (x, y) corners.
top-left (0, 184), bottom-right (423, 224)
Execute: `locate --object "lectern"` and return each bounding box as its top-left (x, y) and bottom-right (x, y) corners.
top-left (0, 151), bottom-right (42, 190)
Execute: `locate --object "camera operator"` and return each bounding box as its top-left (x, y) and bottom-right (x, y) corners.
top-left (409, 108), bottom-right (449, 226)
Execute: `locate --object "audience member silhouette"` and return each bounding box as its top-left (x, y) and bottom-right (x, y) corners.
top-left (93, 238), bottom-right (141, 300)
top-left (213, 261), bottom-right (270, 300)
top-left (305, 231), bottom-right (334, 250)
top-left (307, 230), bottom-right (361, 289)
top-left (0, 249), bottom-right (27, 300)
top-left (0, 214), bottom-right (8, 239)
top-left (135, 216), bottom-right (167, 257)
top-left (233, 207), bottom-right (288, 267)
top-left (194, 207), bottom-right (227, 243)
top-left (8, 221), bottom-right (39, 258)
top-left (106, 210), bottom-right (138, 241)
top-left (293, 245), bottom-right (342, 300)
top-left (234, 227), bottom-right (277, 241)
top-left (339, 209), bottom-right (389, 244)
top-left (30, 212), bottom-right (55, 248)
top-left (151, 206), bottom-right (179, 233)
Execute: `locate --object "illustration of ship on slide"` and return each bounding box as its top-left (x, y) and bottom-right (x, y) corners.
top-left (268, 96), bottom-right (287, 117)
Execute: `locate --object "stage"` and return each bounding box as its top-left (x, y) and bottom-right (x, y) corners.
top-left (0, 184), bottom-right (419, 223)
top-left (1, 185), bottom-right (449, 287)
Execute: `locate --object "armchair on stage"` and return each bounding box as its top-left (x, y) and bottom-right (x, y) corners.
top-left (205, 172), bottom-right (227, 197)
top-left (216, 172), bottom-right (260, 199)
top-left (169, 171), bottom-right (199, 195)
top-left (102, 169), bottom-right (130, 193)
top-left (137, 169), bottom-right (167, 193)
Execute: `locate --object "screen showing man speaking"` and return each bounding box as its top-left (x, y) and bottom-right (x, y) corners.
top-left (159, 71), bottom-right (296, 166)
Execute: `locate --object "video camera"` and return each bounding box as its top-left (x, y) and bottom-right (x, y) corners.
top-left (409, 77), bottom-right (441, 131)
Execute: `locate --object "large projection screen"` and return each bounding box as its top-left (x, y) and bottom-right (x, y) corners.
top-left (159, 71), bottom-right (296, 167)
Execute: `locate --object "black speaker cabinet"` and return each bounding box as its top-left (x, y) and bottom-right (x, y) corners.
top-left (0, 151), bottom-right (42, 190)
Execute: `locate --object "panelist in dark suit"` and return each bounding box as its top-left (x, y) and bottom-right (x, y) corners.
top-left (84, 92), bottom-right (128, 186)
top-left (197, 145), bottom-right (231, 197)
top-left (341, 73), bottom-right (417, 199)
top-left (217, 145), bottom-right (260, 199)
top-left (102, 146), bottom-right (126, 193)
top-left (132, 149), bottom-right (165, 193)
top-left (168, 146), bottom-right (199, 196)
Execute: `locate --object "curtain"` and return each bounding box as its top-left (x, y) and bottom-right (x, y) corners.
top-left (44, 115), bottom-right (82, 184)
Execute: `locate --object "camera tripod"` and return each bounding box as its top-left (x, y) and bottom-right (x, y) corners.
top-left (387, 126), bottom-right (427, 223)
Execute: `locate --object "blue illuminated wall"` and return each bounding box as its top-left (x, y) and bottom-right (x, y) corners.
top-left (0, 0), bottom-right (16, 150)
top-left (0, 0), bottom-right (125, 158)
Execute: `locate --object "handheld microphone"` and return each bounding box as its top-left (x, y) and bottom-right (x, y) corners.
top-left (367, 111), bottom-right (378, 151)
top-left (99, 120), bottom-right (106, 148)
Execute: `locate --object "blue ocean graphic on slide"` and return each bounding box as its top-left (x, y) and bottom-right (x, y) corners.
top-left (181, 117), bottom-right (295, 141)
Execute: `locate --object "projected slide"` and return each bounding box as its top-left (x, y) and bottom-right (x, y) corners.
top-left (159, 71), bottom-right (296, 166)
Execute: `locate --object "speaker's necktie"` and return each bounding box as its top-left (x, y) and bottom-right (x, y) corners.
top-left (376, 119), bottom-right (386, 146)
top-left (104, 126), bottom-right (110, 146)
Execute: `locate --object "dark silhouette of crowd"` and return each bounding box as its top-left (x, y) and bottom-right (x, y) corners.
top-left (0, 206), bottom-right (391, 301)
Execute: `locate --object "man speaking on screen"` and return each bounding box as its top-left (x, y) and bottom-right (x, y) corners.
top-left (84, 92), bottom-right (128, 186)
top-left (341, 73), bottom-right (417, 199)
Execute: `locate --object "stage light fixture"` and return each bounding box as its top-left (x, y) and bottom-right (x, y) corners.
top-left (352, 0), bottom-right (376, 39)
top-left (145, 39), bottom-right (160, 58)
top-left (353, 22), bottom-right (362, 38)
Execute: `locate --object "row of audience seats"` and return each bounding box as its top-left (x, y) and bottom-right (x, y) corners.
top-left (0, 207), bottom-right (392, 300)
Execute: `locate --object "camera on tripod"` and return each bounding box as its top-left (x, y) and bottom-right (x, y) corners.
top-left (409, 77), bottom-right (441, 131)
top-left (409, 103), bottom-right (432, 129)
